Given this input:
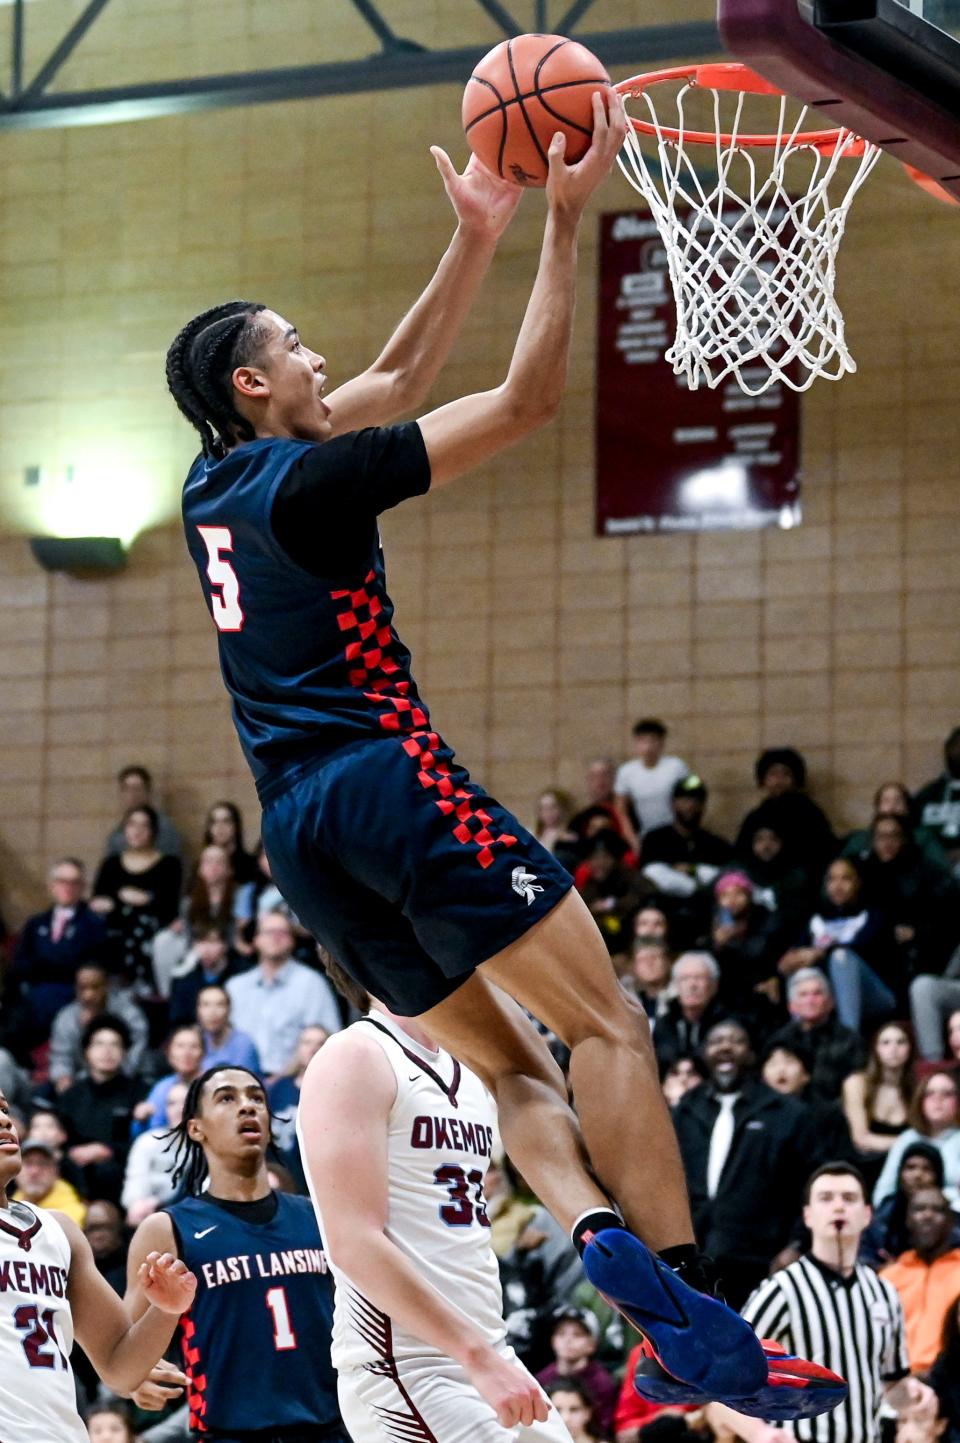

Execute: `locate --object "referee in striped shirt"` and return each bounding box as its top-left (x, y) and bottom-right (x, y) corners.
top-left (711, 1163), bottom-right (938, 1443)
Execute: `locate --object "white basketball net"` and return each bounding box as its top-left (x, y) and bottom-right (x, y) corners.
top-left (618, 80), bottom-right (882, 395)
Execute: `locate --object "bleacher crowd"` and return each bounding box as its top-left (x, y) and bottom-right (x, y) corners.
top-left (2, 725), bottom-right (960, 1443)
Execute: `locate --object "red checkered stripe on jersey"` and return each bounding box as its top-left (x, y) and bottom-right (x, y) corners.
top-left (331, 573), bottom-right (518, 871)
top-left (180, 1315), bottom-right (208, 1432)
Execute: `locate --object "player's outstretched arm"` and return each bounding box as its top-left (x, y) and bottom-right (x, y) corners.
top-left (324, 154), bottom-right (522, 436)
top-left (417, 91), bottom-right (626, 490)
top-left (299, 1030), bottom-right (548, 1430)
top-left (55, 1210), bottom-right (196, 1396)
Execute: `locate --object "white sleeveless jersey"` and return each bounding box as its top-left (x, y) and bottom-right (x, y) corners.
top-left (300, 1014), bottom-right (506, 1371)
top-left (0, 1203), bottom-right (87, 1443)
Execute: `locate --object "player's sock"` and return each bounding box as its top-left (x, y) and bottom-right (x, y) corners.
top-left (571, 1208), bottom-right (625, 1257)
top-left (657, 1244), bottom-right (716, 1298)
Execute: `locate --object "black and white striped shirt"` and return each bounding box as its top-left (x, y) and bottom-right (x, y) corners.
top-left (742, 1254), bottom-right (909, 1443)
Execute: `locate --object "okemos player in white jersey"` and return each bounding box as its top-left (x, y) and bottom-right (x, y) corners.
top-left (298, 961), bottom-right (571, 1443)
top-left (0, 1088), bottom-right (196, 1443)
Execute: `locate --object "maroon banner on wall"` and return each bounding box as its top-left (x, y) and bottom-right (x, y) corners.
top-left (595, 209), bottom-right (802, 537)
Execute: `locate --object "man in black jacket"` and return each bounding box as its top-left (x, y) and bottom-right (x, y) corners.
top-left (654, 951), bottom-right (730, 1071)
top-left (766, 967), bottom-right (867, 1101)
top-left (59, 1013), bottom-right (143, 1203)
top-left (672, 1019), bottom-right (814, 1308)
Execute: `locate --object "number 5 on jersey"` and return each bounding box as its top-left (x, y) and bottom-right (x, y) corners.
top-left (197, 526), bottom-right (244, 633)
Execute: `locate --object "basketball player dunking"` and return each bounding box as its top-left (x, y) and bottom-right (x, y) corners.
top-left (0, 1089), bottom-right (196, 1443)
top-left (298, 961), bottom-right (573, 1443)
top-left (126, 1065), bottom-right (348, 1443)
top-left (169, 99), bottom-right (839, 1413)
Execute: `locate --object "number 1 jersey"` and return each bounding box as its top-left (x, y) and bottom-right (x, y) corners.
top-left (299, 1014), bottom-right (506, 1372)
top-left (0, 1203), bottom-right (86, 1443)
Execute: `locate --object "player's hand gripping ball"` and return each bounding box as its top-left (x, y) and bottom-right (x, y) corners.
top-left (463, 32), bottom-right (612, 187)
top-left (139, 1250), bottom-right (198, 1315)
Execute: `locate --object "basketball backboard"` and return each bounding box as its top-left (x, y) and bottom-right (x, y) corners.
top-left (719, 0), bottom-right (960, 196)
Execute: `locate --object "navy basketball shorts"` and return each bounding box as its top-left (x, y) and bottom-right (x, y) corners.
top-left (260, 737), bottom-right (573, 1016)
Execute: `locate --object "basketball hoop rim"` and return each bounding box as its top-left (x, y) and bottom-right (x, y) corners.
top-left (615, 62), bottom-right (871, 156)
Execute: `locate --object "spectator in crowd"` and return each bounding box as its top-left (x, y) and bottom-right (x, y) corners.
top-left (104, 764), bottom-right (184, 862)
top-left (653, 952), bottom-right (728, 1071)
top-left (928, 1295), bottom-right (960, 1443)
top-left (861, 1142), bottom-right (960, 1269)
top-left (13, 857), bottom-right (111, 1043)
top-left (911, 959), bottom-right (960, 1063)
top-left (136, 1024), bottom-right (205, 1130)
top-left (151, 843), bottom-right (238, 996)
top-left (49, 962), bottom-right (149, 1093)
top-left (268, 1023), bottom-right (328, 1149)
top-left (842, 1022), bottom-right (915, 1174)
top-left (122, 1079), bottom-right (188, 1226)
top-left (533, 789), bottom-right (579, 872)
top-left (634, 904), bottom-right (671, 944)
top-left (59, 1014), bottom-right (142, 1201)
top-left (671, 1018), bottom-right (814, 1307)
top-left (662, 1056), bottom-right (705, 1109)
top-left (715, 1163), bottom-right (937, 1443)
top-left (11, 1136), bottom-right (86, 1224)
top-left (779, 857), bottom-right (897, 1033)
top-left (0, 1046), bottom-right (32, 1118)
top-left (26, 1103), bottom-right (87, 1194)
top-left (84, 1198), bottom-right (128, 1295)
top-left (844, 782), bottom-right (950, 870)
top-left (568, 758), bottom-right (624, 844)
top-left (202, 799), bottom-right (259, 884)
top-left (536, 1307), bottom-right (619, 1437)
top-left (167, 922), bottom-right (242, 1028)
top-left (625, 939), bottom-right (672, 1026)
top-left (735, 747), bottom-right (836, 875)
top-left (882, 1187), bottom-right (960, 1373)
top-left (859, 814), bottom-right (958, 978)
top-left (915, 727), bottom-right (960, 872)
top-left (709, 870), bottom-right (781, 1024)
top-left (197, 984), bottom-right (261, 1073)
top-left (641, 774), bottom-right (733, 893)
top-left (91, 805), bottom-right (182, 990)
top-left (766, 968), bottom-right (868, 1101)
top-left (85, 1404), bottom-right (138, 1443)
top-left (760, 1036), bottom-right (855, 1165)
top-left (737, 816), bottom-right (817, 935)
top-left (545, 1377), bottom-right (605, 1443)
top-left (574, 830), bottom-right (649, 957)
top-left (874, 1072), bottom-right (960, 1208)
top-left (225, 911), bottom-right (341, 1077)
top-left (614, 719), bottom-right (689, 850)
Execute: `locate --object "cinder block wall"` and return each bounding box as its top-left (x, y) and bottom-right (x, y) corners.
top-left (1, 1), bottom-right (959, 921)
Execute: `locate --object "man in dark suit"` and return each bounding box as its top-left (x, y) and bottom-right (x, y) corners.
top-left (13, 858), bottom-right (111, 1046)
top-left (672, 1018), bottom-right (814, 1308)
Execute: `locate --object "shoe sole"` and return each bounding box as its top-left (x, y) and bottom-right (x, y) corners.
top-left (582, 1230), bottom-right (767, 1397)
top-left (634, 1366), bottom-right (848, 1421)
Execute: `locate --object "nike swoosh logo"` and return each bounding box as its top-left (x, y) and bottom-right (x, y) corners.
top-left (408, 1075), bottom-right (420, 1082)
top-left (194, 1226), bottom-right (217, 1239)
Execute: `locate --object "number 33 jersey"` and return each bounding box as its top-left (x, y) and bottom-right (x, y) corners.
top-left (0, 1203), bottom-right (87, 1443)
top-left (302, 1013), bottom-right (506, 1371)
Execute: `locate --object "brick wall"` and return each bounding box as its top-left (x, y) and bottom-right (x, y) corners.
top-left (1, 3), bottom-right (959, 922)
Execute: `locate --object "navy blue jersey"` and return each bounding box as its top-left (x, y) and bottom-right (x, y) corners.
top-left (181, 429), bottom-right (433, 802)
top-left (166, 1192), bottom-right (338, 1437)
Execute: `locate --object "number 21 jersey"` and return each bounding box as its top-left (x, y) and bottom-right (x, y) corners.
top-left (0, 1203), bottom-right (86, 1443)
top-left (300, 1013), bottom-right (506, 1371)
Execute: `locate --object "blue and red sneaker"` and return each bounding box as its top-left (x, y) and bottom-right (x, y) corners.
top-left (633, 1338), bottom-right (848, 1420)
top-left (581, 1229), bottom-right (846, 1418)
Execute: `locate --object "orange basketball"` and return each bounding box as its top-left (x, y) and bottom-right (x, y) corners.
top-left (462, 33), bottom-right (611, 188)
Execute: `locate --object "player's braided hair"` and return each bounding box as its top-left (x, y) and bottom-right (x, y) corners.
top-left (165, 300), bottom-right (270, 460)
top-left (165, 1063), bottom-right (276, 1195)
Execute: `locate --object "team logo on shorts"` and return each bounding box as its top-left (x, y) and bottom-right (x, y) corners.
top-left (511, 866), bottom-right (544, 905)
